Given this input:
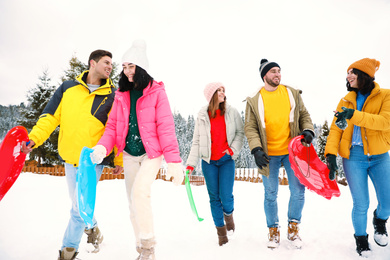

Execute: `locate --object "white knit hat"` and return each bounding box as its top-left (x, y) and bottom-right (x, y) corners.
top-left (204, 82), bottom-right (224, 103)
top-left (122, 39), bottom-right (149, 71)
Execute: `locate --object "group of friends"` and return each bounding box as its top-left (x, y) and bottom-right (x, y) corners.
top-left (20, 39), bottom-right (390, 259)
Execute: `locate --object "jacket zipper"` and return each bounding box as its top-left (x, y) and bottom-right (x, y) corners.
top-left (360, 90), bottom-right (379, 156)
top-left (93, 97), bottom-right (107, 116)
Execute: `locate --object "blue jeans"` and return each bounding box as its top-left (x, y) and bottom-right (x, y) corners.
top-left (202, 154), bottom-right (235, 227)
top-left (62, 163), bottom-right (104, 250)
top-left (343, 146), bottom-right (390, 236)
top-left (262, 154), bottom-right (305, 228)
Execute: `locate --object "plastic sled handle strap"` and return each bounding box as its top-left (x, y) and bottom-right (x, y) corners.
top-left (185, 170), bottom-right (204, 222)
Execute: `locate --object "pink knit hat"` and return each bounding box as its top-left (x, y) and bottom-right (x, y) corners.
top-left (204, 82), bottom-right (224, 103)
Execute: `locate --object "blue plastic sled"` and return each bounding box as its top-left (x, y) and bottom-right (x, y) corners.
top-left (76, 147), bottom-right (98, 229)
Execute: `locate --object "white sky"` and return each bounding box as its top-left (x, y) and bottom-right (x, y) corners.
top-left (1, 0), bottom-right (390, 125)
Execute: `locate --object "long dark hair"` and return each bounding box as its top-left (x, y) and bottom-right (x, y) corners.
top-left (118, 66), bottom-right (154, 92)
top-left (346, 68), bottom-right (375, 95)
top-left (208, 91), bottom-right (226, 118)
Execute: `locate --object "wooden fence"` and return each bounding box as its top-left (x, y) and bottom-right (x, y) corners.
top-left (21, 165), bottom-right (290, 185)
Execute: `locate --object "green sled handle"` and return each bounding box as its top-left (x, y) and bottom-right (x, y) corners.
top-left (185, 170), bottom-right (204, 222)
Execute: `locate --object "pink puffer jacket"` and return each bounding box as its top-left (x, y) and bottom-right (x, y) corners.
top-left (98, 81), bottom-right (181, 163)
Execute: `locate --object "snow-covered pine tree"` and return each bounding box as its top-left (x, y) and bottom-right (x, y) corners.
top-left (316, 120), bottom-right (330, 163)
top-left (61, 55), bottom-right (120, 86)
top-left (0, 104), bottom-right (22, 140)
top-left (316, 119), bottom-right (345, 179)
top-left (173, 112), bottom-right (187, 159)
top-left (185, 114), bottom-right (203, 175)
top-left (60, 56), bottom-right (88, 82)
top-left (235, 111), bottom-right (255, 168)
top-left (18, 70), bottom-right (59, 166)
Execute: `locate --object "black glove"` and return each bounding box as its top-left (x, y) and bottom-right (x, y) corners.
top-left (335, 107), bottom-right (355, 130)
top-left (326, 154), bottom-right (338, 181)
top-left (251, 147), bottom-right (270, 169)
top-left (300, 130), bottom-right (314, 145)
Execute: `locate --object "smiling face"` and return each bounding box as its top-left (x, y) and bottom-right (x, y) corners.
top-left (216, 87), bottom-right (225, 104)
top-left (122, 62), bottom-right (136, 82)
top-left (91, 55), bottom-right (112, 79)
top-left (264, 67), bottom-right (281, 88)
top-left (347, 69), bottom-right (358, 89)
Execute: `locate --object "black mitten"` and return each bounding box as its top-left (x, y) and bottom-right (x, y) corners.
top-left (335, 107), bottom-right (355, 130)
top-left (326, 154), bottom-right (338, 181)
top-left (251, 147), bottom-right (270, 169)
top-left (300, 130), bottom-right (314, 144)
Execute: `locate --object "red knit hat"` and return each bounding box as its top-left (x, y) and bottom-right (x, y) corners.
top-left (348, 58), bottom-right (380, 78)
top-left (204, 82), bottom-right (224, 103)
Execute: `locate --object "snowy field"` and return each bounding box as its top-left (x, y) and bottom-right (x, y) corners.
top-left (0, 172), bottom-right (389, 260)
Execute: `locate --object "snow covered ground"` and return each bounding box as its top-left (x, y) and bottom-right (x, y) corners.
top-left (1, 172), bottom-right (389, 260)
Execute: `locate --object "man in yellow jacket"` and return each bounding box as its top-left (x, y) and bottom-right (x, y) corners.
top-left (245, 59), bottom-right (314, 250)
top-left (22, 50), bottom-right (123, 260)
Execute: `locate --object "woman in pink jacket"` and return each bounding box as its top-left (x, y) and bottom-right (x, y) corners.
top-left (90, 40), bottom-right (183, 260)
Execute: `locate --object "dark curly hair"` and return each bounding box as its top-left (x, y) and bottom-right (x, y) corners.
top-left (346, 68), bottom-right (375, 95)
top-left (118, 66), bottom-right (153, 92)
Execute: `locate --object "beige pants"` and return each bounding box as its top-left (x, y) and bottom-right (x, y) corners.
top-left (123, 152), bottom-right (162, 244)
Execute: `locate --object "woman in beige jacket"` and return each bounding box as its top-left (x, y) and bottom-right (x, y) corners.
top-left (186, 82), bottom-right (244, 246)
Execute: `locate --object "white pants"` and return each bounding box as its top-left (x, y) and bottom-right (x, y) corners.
top-left (123, 152), bottom-right (162, 244)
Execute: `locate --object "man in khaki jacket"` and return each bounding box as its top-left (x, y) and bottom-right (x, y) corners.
top-left (244, 59), bottom-right (314, 249)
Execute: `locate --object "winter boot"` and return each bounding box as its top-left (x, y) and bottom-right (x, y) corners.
top-left (85, 226), bottom-right (104, 253)
top-left (354, 234), bottom-right (371, 256)
top-left (139, 239), bottom-right (156, 260)
top-left (288, 222), bottom-right (303, 249)
top-left (216, 225), bottom-right (229, 246)
top-left (58, 247), bottom-right (78, 260)
top-left (135, 244), bottom-right (142, 260)
top-left (267, 227), bottom-right (280, 249)
top-left (224, 213), bottom-right (235, 236)
top-left (373, 210), bottom-right (388, 247)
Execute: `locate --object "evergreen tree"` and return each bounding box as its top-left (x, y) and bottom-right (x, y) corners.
top-left (317, 120), bottom-right (330, 163)
top-left (0, 104), bottom-right (22, 140)
top-left (61, 55), bottom-right (120, 86)
top-left (235, 111), bottom-right (256, 168)
top-left (60, 56), bottom-right (88, 82)
top-left (18, 70), bottom-right (59, 166)
top-left (315, 120), bottom-right (345, 179)
top-left (173, 112), bottom-right (192, 165)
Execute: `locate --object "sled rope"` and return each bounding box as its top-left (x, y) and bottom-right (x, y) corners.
top-left (291, 140), bottom-right (311, 178)
top-left (304, 144), bottom-right (311, 178)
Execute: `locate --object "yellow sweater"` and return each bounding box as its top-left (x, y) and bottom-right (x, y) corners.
top-left (260, 86), bottom-right (291, 155)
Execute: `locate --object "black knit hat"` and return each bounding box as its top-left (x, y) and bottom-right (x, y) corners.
top-left (259, 59), bottom-right (280, 82)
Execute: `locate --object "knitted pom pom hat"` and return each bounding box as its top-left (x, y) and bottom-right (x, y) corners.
top-left (122, 39), bottom-right (149, 72)
top-left (204, 82), bottom-right (224, 103)
top-left (259, 59), bottom-right (280, 82)
top-left (348, 58), bottom-right (380, 78)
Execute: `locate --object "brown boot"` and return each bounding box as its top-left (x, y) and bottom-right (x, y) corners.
top-left (139, 239), bottom-right (156, 260)
top-left (135, 244), bottom-right (142, 260)
top-left (288, 222), bottom-right (303, 249)
top-left (85, 226), bottom-right (104, 252)
top-left (58, 247), bottom-right (78, 260)
top-left (224, 213), bottom-right (235, 235)
top-left (267, 227), bottom-right (280, 249)
top-left (216, 226), bottom-right (229, 246)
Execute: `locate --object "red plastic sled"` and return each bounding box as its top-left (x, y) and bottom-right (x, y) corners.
top-left (288, 135), bottom-right (340, 200)
top-left (0, 126), bottom-right (30, 201)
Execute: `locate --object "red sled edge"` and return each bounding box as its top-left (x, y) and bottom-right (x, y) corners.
top-left (0, 126), bottom-right (29, 201)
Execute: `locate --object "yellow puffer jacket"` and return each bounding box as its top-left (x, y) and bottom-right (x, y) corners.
top-left (325, 82), bottom-right (390, 159)
top-left (29, 71), bottom-right (122, 166)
